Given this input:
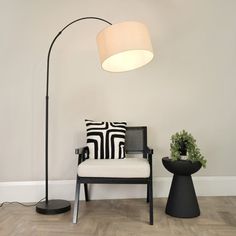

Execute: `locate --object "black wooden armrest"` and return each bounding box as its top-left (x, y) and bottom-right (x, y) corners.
top-left (145, 147), bottom-right (154, 166)
top-left (75, 146), bottom-right (88, 155)
top-left (75, 146), bottom-right (89, 164)
top-left (145, 147), bottom-right (154, 155)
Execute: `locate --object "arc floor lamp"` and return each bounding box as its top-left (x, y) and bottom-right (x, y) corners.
top-left (36, 16), bottom-right (154, 214)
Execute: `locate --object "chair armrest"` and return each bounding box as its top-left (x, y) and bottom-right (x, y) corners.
top-left (75, 146), bottom-right (88, 155)
top-left (145, 147), bottom-right (154, 167)
top-left (75, 146), bottom-right (89, 164)
top-left (145, 147), bottom-right (154, 155)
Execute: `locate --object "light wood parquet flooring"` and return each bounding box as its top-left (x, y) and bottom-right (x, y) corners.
top-left (0, 197), bottom-right (236, 236)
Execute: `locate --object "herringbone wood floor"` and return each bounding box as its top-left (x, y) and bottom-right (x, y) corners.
top-left (0, 197), bottom-right (236, 236)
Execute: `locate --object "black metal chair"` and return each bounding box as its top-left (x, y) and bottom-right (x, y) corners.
top-left (73, 126), bottom-right (154, 225)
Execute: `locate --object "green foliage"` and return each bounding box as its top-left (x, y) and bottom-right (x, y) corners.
top-left (170, 130), bottom-right (207, 168)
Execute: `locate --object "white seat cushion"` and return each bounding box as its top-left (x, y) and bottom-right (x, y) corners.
top-left (78, 157), bottom-right (150, 178)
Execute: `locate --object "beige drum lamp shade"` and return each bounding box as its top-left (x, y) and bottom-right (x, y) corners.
top-left (97, 21), bottom-right (154, 72)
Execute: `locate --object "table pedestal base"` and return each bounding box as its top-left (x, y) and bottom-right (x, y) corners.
top-left (166, 174), bottom-right (200, 218)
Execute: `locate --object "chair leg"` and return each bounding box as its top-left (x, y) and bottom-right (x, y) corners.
top-left (146, 183), bottom-right (149, 203)
top-left (149, 179), bottom-right (154, 225)
top-left (73, 176), bottom-right (81, 224)
top-left (84, 184), bottom-right (89, 201)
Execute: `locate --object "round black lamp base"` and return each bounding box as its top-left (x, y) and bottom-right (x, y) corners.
top-left (36, 199), bottom-right (71, 215)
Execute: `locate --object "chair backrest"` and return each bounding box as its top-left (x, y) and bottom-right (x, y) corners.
top-left (125, 126), bottom-right (147, 158)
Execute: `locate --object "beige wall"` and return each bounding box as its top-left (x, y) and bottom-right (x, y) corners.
top-left (0, 0), bottom-right (236, 182)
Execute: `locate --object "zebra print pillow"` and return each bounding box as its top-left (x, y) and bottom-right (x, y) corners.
top-left (85, 120), bottom-right (127, 159)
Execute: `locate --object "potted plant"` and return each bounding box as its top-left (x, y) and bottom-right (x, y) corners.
top-left (170, 130), bottom-right (206, 167)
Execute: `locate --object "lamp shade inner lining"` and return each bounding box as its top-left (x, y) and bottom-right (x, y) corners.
top-left (102, 49), bottom-right (153, 72)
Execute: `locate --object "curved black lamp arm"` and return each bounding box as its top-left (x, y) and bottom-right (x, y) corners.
top-left (46, 17), bottom-right (112, 95)
top-left (45, 17), bottom-right (112, 203)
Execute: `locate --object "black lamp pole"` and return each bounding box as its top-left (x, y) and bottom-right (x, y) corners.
top-left (36, 17), bottom-right (112, 214)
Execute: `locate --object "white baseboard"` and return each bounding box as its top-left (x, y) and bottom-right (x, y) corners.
top-left (0, 176), bottom-right (235, 203)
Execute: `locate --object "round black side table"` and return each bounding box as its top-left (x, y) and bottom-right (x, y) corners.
top-left (162, 157), bottom-right (202, 218)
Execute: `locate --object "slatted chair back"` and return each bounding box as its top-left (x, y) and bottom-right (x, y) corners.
top-left (125, 126), bottom-right (147, 158)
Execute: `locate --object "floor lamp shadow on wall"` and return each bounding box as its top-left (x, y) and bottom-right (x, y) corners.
top-left (36, 16), bottom-right (154, 215)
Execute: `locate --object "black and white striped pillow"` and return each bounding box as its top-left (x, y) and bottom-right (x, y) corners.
top-left (85, 120), bottom-right (127, 159)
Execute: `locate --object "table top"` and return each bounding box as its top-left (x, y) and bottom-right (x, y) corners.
top-left (162, 157), bottom-right (202, 175)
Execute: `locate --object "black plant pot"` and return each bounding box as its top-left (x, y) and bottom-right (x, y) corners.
top-left (162, 157), bottom-right (202, 218)
top-left (179, 142), bottom-right (187, 156)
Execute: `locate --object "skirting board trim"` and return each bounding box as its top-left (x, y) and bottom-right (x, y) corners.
top-left (0, 176), bottom-right (235, 203)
